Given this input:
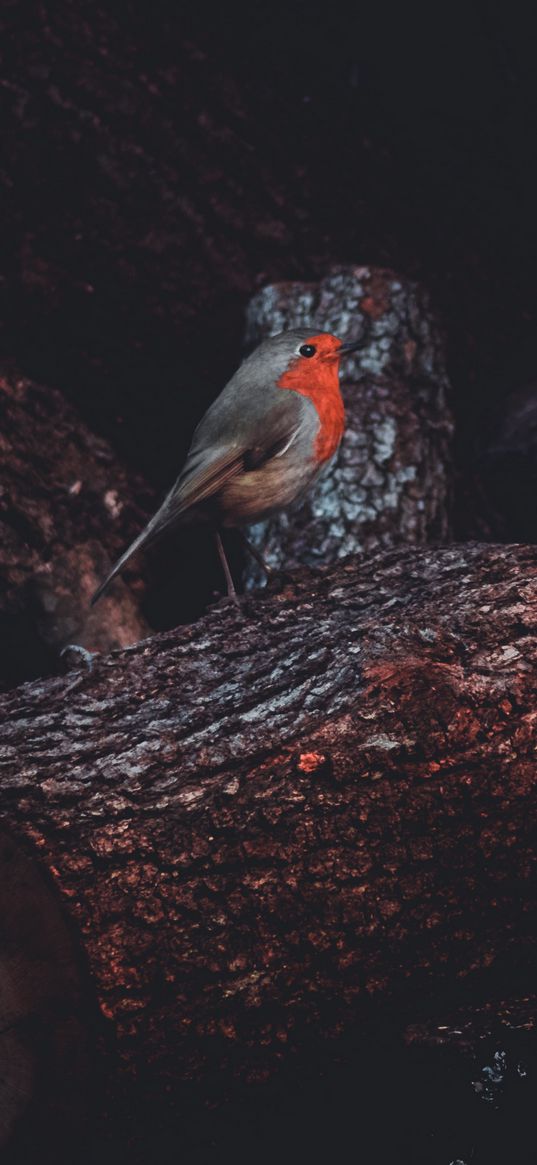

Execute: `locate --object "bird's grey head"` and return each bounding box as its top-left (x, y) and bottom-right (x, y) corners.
top-left (241, 328), bottom-right (339, 381)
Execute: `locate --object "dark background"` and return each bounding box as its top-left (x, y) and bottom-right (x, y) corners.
top-left (1, 3), bottom-right (536, 540)
top-left (1, 3), bottom-right (537, 1161)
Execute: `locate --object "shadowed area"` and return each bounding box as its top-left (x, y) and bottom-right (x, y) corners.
top-left (1, 3), bottom-right (536, 549)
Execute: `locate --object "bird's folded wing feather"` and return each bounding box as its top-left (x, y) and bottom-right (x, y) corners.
top-left (91, 399), bottom-right (303, 604)
top-left (158, 421), bottom-right (302, 525)
top-left (149, 444), bottom-right (246, 533)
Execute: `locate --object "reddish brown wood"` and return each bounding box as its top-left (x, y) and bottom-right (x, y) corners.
top-left (0, 542), bottom-right (535, 1154)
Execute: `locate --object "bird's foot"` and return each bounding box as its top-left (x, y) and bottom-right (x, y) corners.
top-left (209, 590), bottom-right (244, 614)
top-left (223, 592), bottom-right (242, 611)
top-left (264, 567), bottom-right (295, 594)
top-left (60, 643), bottom-right (97, 696)
top-left (61, 643), bottom-right (96, 671)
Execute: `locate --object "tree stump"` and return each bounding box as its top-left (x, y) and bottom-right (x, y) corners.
top-left (243, 266), bottom-right (453, 585)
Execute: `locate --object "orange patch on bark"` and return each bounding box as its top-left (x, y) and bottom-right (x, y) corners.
top-left (360, 272), bottom-right (391, 319)
top-left (298, 751), bottom-right (326, 773)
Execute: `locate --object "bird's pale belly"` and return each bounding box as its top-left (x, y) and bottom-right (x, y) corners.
top-left (218, 456), bottom-right (321, 526)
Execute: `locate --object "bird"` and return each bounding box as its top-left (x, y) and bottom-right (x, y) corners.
top-left (91, 328), bottom-right (361, 606)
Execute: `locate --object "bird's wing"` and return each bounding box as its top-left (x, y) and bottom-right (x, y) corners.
top-left (91, 400), bottom-right (304, 604)
top-left (90, 445), bottom-right (244, 605)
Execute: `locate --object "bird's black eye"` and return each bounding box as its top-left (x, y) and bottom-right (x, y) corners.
top-left (299, 344), bottom-right (316, 358)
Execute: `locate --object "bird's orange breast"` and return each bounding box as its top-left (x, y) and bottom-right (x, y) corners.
top-left (278, 356), bottom-right (345, 463)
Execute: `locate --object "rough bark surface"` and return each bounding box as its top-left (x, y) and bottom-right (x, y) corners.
top-left (0, 369), bottom-right (154, 690)
top-left (0, 542), bottom-right (535, 1152)
top-left (243, 267), bottom-right (453, 585)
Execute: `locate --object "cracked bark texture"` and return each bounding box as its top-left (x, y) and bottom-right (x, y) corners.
top-left (0, 542), bottom-right (535, 1158)
top-left (0, 369), bottom-right (154, 691)
top-left (243, 266), bottom-right (453, 586)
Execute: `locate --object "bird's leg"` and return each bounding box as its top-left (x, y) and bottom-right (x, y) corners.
top-left (214, 531), bottom-right (240, 607)
top-left (239, 531), bottom-right (274, 580)
top-left (240, 531), bottom-right (295, 592)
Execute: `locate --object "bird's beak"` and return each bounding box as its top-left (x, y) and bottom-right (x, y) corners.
top-left (338, 338), bottom-right (363, 355)
top-left (322, 337), bottom-right (364, 363)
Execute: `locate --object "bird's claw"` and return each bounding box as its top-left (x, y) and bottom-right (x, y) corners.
top-left (60, 644), bottom-right (96, 672)
top-left (215, 593), bottom-right (242, 611)
top-left (265, 567), bottom-right (295, 593)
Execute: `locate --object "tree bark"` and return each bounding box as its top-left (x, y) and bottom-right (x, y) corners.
top-left (243, 266), bottom-right (453, 585)
top-left (0, 368), bottom-right (154, 690)
top-left (0, 542), bottom-right (535, 1156)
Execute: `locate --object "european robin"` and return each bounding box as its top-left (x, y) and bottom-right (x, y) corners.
top-left (92, 329), bottom-right (360, 605)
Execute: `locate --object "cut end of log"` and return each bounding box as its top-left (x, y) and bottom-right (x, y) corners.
top-left (0, 830), bottom-right (98, 1159)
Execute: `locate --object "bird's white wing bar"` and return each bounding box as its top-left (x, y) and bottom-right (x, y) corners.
top-left (273, 426), bottom-right (301, 458)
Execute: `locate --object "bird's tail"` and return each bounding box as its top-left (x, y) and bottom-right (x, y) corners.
top-left (91, 444), bottom-right (239, 605)
top-left (90, 491), bottom-right (180, 606)
top-left (90, 525), bottom-right (153, 606)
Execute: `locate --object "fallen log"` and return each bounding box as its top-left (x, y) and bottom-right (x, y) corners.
top-left (0, 542), bottom-right (536, 1159)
